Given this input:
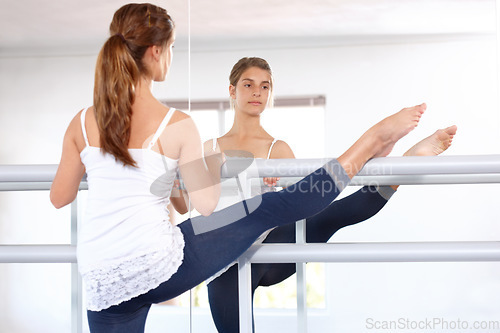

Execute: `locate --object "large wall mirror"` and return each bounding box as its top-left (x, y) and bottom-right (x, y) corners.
top-left (0, 1), bottom-right (499, 332)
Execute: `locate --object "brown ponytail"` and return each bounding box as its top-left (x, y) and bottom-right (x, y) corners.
top-left (93, 3), bottom-right (174, 167)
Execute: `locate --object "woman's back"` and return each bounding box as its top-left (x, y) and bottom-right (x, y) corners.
top-left (78, 106), bottom-right (185, 311)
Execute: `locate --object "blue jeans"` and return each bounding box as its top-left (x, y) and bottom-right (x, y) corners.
top-left (87, 161), bottom-right (349, 332)
top-left (207, 186), bottom-right (393, 332)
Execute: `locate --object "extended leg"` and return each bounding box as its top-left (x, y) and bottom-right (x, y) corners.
top-left (88, 104), bottom-right (426, 331)
top-left (164, 105), bottom-right (425, 296)
top-left (203, 105), bottom-right (426, 332)
top-left (258, 185), bottom-right (392, 285)
top-left (140, 161), bottom-right (349, 304)
top-left (206, 122), bottom-right (456, 332)
top-left (257, 124), bottom-right (457, 285)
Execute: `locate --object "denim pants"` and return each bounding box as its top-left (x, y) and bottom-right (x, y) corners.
top-left (207, 185), bottom-right (394, 332)
top-left (87, 161), bottom-right (350, 332)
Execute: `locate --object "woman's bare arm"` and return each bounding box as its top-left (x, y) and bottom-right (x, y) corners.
top-left (161, 113), bottom-right (223, 216)
top-left (50, 112), bottom-right (86, 209)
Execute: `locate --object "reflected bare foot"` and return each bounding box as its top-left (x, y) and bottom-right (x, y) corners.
top-left (404, 125), bottom-right (457, 157)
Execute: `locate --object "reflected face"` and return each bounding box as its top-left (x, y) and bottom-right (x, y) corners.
top-left (230, 67), bottom-right (272, 116)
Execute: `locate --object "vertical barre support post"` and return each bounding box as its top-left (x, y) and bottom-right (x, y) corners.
top-left (71, 198), bottom-right (82, 333)
top-left (296, 219), bottom-right (307, 332)
top-left (238, 172), bottom-right (253, 333)
top-left (238, 257), bottom-right (253, 333)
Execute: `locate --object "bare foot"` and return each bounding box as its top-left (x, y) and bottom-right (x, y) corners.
top-left (388, 124), bottom-right (457, 191)
top-left (372, 103), bottom-right (426, 157)
top-left (403, 125), bottom-right (457, 157)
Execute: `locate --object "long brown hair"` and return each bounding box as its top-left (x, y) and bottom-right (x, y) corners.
top-left (229, 57), bottom-right (274, 109)
top-left (94, 3), bottom-right (174, 166)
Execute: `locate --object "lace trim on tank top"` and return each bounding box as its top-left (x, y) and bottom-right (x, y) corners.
top-left (83, 225), bottom-right (185, 311)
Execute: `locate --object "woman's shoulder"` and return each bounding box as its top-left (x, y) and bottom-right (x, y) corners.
top-left (68, 106), bottom-right (96, 131)
top-left (62, 107), bottom-right (91, 152)
top-left (162, 108), bottom-right (196, 134)
top-left (157, 108), bottom-right (198, 144)
top-left (269, 139), bottom-right (295, 159)
top-left (68, 107), bottom-right (87, 127)
top-left (66, 107), bottom-right (90, 137)
top-left (169, 108), bottom-right (191, 124)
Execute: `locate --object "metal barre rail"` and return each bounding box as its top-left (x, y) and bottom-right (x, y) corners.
top-left (223, 155), bottom-right (500, 177)
top-left (1, 155), bottom-right (500, 190)
top-left (2, 242), bottom-right (500, 264)
top-left (0, 245), bottom-right (76, 263)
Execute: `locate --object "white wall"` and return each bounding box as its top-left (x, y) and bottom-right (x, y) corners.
top-left (1, 34), bottom-right (499, 332)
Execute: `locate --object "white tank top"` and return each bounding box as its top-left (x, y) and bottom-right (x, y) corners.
top-left (77, 107), bottom-right (185, 311)
top-left (212, 137), bottom-right (278, 210)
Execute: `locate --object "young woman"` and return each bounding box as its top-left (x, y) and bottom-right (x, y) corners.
top-left (50, 4), bottom-right (430, 332)
top-left (204, 57), bottom-right (457, 332)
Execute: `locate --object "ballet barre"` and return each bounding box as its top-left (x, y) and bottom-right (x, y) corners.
top-left (222, 154), bottom-right (500, 177)
top-left (3, 241), bottom-right (500, 264)
top-left (0, 155), bottom-right (499, 333)
top-left (1, 155), bottom-right (499, 191)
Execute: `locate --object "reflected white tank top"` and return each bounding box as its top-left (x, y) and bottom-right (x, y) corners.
top-left (206, 138), bottom-right (278, 284)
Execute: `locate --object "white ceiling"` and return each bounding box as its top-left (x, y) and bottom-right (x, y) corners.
top-left (0, 0), bottom-right (496, 55)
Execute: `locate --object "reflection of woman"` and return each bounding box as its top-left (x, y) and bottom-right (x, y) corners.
top-left (204, 57), bottom-right (457, 333)
top-left (50, 3), bottom-right (433, 331)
